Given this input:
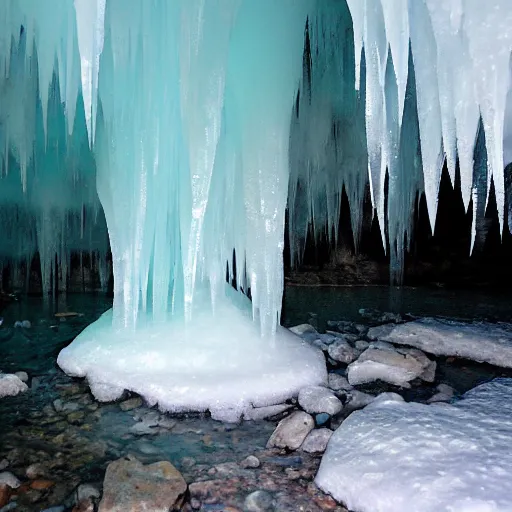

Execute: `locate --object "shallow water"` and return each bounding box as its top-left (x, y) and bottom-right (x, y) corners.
top-left (282, 284), bottom-right (512, 329)
top-left (0, 286), bottom-right (511, 511)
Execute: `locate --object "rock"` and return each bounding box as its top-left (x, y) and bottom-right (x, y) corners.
top-left (359, 308), bottom-right (402, 323)
top-left (0, 502), bottom-right (17, 512)
top-left (328, 373), bottom-right (352, 391)
top-left (244, 403), bottom-right (293, 421)
top-left (76, 483), bottom-right (101, 502)
top-left (244, 490), bottom-right (274, 512)
top-left (428, 383), bottom-right (455, 404)
top-left (298, 386), bottom-right (343, 416)
top-left (355, 340), bottom-right (370, 351)
top-left (0, 472), bottom-right (20, 489)
top-left (347, 348), bottom-right (431, 388)
top-left (346, 390), bottom-right (375, 410)
top-left (301, 428), bottom-right (333, 453)
top-left (40, 507), bottom-right (65, 512)
top-left (266, 411), bottom-right (315, 450)
top-left (315, 413), bottom-right (330, 427)
top-left (369, 340), bottom-right (396, 351)
top-left (25, 463), bottom-right (47, 479)
top-left (31, 377), bottom-right (41, 390)
top-left (371, 392), bottom-right (405, 405)
top-left (0, 485), bottom-right (10, 508)
top-left (67, 411), bottom-right (86, 425)
top-left (239, 455), bottom-right (260, 469)
top-left (367, 318), bottom-right (512, 369)
top-left (98, 456), bottom-right (186, 512)
top-left (21, 320), bottom-right (31, 329)
top-left (327, 339), bottom-right (360, 365)
top-left (130, 421), bottom-right (159, 436)
top-left (73, 499), bottom-right (95, 512)
top-left (119, 397), bottom-right (143, 411)
top-left (327, 320), bottom-right (361, 335)
top-left (0, 461), bottom-right (7, 472)
top-left (14, 372), bottom-right (28, 383)
top-left (289, 324), bottom-right (318, 336)
top-left (396, 347), bottom-right (437, 383)
top-left (0, 374), bottom-right (28, 398)
top-left (30, 479), bottom-right (55, 490)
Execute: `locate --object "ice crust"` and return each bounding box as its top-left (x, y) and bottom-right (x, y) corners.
top-left (368, 318), bottom-right (512, 368)
top-left (57, 287), bottom-right (327, 421)
top-left (316, 378), bottom-right (512, 512)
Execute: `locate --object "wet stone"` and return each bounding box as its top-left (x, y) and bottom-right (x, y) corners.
top-left (244, 490), bottom-right (274, 512)
top-left (240, 456), bottom-right (260, 469)
top-left (119, 397), bottom-right (143, 412)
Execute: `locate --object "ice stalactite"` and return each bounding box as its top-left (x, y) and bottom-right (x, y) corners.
top-left (0, 12), bottom-right (108, 295)
top-left (290, 0), bottom-right (512, 285)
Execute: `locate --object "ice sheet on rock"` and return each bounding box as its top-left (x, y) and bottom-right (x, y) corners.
top-left (58, 287), bottom-right (327, 421)
top-left (316, 378), bottom-right (512, 512)
top-left (368, 318), bottom-right (512, 368)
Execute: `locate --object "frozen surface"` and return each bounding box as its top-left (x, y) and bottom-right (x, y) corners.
top-left (368, 318), bottom-right (512, 368)
top-left (58, 287), bottom-right (327, 421)
top-left (316, 378), bottom-right (512, 512)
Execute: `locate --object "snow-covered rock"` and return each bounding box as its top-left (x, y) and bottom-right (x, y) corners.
top-left (327, 373), bottom-right (352, 391)
top-left (316, 378), bottom-right (512, 512)
top-left (0, 374), bottom-right (28, 398)
top-left (347, 347), bottom-right (434, 388)
top-left (301, 428), bottom-right (333, 453)
top-left (266, 411), bottom-right (315, 450)
top-left (368, 318), bottom-right (512, 368)
top-left (298, 386), bottom-right (343, 416)
top-left (0, 472), bottom-right (20, 489)
top-left (327, 339), bottom-right (360, 365)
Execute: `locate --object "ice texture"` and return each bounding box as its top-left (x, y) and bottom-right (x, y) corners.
top-left (58, 286), bottom-right (327, 421)
top-left (368, 318), bottom-right (512, 368)
top-left (316, 378), bottom-right (512, 512)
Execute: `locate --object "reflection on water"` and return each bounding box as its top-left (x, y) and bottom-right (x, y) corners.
top-left (282, 285), bottom-right (512, 330)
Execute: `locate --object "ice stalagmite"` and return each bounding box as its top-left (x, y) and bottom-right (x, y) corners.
top-left (58, 0), bottom-right (326, 420)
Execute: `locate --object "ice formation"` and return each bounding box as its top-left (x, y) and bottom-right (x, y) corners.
top-left (1, 1), bottom-right (512, 411)
top-left (316, 378), bottom-right (512, 512)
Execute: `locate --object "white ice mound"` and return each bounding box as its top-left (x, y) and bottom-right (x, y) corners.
top-left (368, 318), bottom-right (512, 368)
top-left (57, 288), bottom-right (326, 421)
top-left (316, 378), bottom-right (512, 512)
top-left (0, 374), bottom-right (28, 398)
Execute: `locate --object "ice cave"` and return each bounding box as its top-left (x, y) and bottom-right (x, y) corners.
top-left (1, 1), bottom-right (512, 511)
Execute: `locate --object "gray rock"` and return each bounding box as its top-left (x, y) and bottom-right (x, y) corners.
top-left (289, 324), bottom-right (318, 336)
top-left (371, 392), bottom-right (405, 405)
top-left (98, 456), bottom-right (186, 512)
top-left (328, 373), bottom-right (352, 391)
top-left (0, 374), bottom-right (28, 398)
top-left (301, 428), bottom-right (333, 453)
top-left (0, 472), bottom-right (20, 489)
top-left (240, 455), bottom-right (260, 469)
top-left (0, 460), bottom-right (8, 472)
top-left (346, 390), bottom-right (375, 410)
top-left (266, 411), bottom-right (315, 450)
top-left (298, 386), bottom-right (343, 416)
top-left (327, 339), bottom-right (360, 365)
top-left (244, 490), bottom-right (274, 512)
top-left (428, 383), bottom-right (455, 404)
top-left (244, 403), bottom-right (293, 421)
top-left (76, 483), bottom-right (101, 503)
top-left (25, 463), bottom-right (47, 479)
top-left (355, 339), bottom-right (370, 351)
top-left (130, 422), bottom-right (159, 436)
top-left (369, 340), bottom-right (396, 351)
top-left (119, 397), bottom-right (143, 411)
top-left (347, 347), bottom-right (432, 388)
top-left (14, 371), bottom-right (28, 383)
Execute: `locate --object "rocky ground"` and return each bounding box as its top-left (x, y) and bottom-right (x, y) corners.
top-left (1, 304), bottom-right (511, 512)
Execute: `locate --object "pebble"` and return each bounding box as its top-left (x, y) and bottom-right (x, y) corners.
top-left (0, 472), bottom-right (20, 489)
top-left (14, 371), bottom-right (28, 383)
top-left (25, 463), bottom-right (47, 479)
top-left (315, 413), bottom-right (330, 427)
top-left (266, 411), bottom-right (315, 450)
top-left (327, 339), bottom-right (360, 365)
top-left (76, 483), bottom-right (101, 503)
top-left (301, 428), bottom-right (333, 453)
top-left (244, 490), bottom-right (274, 512)
top-left (298, 386), bottom-right (343, 416)
top-left (119, 397), bottom-right (143, 411)
top-left (239, 455), bottom-right (260, 469)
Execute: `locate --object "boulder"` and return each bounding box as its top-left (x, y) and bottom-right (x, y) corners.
top-left (298, 386), bottom-right (343, 416)
top-left (98, 456), bottom-right (186, 512)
